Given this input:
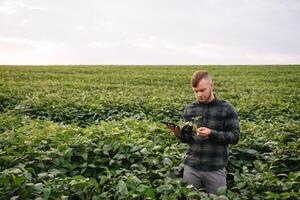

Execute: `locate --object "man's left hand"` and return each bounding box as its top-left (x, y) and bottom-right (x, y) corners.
top-left (196, 127), bottom-right (212, 137)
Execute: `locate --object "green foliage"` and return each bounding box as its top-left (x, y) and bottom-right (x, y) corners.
top-left (0, 65), bottom-right (299, 199)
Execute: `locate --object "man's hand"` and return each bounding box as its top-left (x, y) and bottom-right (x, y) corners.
top-left (166, 124), bottom-right (181, 137)
top-left (196, 127), bottom-right (212, 137)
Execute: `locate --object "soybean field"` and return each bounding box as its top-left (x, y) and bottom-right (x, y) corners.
top-left (0, 65), bottom-right (299, 199)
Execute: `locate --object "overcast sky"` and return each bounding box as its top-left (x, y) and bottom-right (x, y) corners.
top-left (0, 0), bottom-right (300, 65)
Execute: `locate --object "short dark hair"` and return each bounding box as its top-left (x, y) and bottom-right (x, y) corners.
top-left (191, 70), bottom-right (212, 87)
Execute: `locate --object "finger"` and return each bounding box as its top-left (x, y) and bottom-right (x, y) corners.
top-left (197, 128), bottom-right (204, 133)
top-left (173, 127), bottom-right (180, 131)
top-left (197, 132), bottom-right (204, 136)
top-left (197, 130), bottom-right (207, 135)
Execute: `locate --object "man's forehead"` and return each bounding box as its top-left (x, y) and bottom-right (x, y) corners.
top-left (193, 79), bottom-right (211, 88)
top-left (192, 86), bottom-right (208, 91)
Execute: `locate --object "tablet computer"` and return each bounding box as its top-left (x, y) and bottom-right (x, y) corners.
top-left (161, 121), bottom-right (180, 129)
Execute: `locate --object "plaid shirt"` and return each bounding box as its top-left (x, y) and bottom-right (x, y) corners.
top-left (180, 97), bottom-right (240, 171)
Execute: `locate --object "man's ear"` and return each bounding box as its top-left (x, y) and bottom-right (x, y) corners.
top-left (191, 87), bottom-right (196, 92)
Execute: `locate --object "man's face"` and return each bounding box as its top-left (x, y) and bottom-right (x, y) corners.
top-left (192, 79), bottom-right (214, 103)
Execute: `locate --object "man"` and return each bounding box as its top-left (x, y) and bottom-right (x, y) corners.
top-left (166, 70), bottom-right (240, 194)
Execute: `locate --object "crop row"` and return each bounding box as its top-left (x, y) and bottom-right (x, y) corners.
top-left (0, 65), bottom-right (299, 199)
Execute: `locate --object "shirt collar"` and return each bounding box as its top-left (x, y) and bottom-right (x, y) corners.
top-left (197, 96), bottom-right (218, 105)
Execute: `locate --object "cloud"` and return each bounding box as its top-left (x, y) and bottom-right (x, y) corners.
top-left (127, 36), bottom-right (158, 49)
top-left (0, 0), bottom-right (45, 14)
top-left (71, 25), bottom-right (85, 31)
top-left (0, 35), bottom-right (64, 50)
top-left (244, 52), bottom-right (300, 63)
top-left (126, 35), bottom-right (230, 57)
top-left (88, 41), bottom-right (115, 48)
top-left (124, 34), bottom-right (300, 64)
top-left (0, 0), bottom-right (299, 64)
top-left (0, 35), bottom-right (66, 64)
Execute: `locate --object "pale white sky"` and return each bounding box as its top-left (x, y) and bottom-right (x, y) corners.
top-left (0, 0), bottom-right (300, 65)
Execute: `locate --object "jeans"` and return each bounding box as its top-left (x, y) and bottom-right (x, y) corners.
top-left (183, 165), bottom-right (227, 194)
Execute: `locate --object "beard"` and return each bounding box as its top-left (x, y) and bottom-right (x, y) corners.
top-left (198, 88), bottom-right (213, 103)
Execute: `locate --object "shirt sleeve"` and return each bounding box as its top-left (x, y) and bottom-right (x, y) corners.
top-left (182, 106), bottom-right (192, 121)
top-left (209, 104), bottom-right (240, 145)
